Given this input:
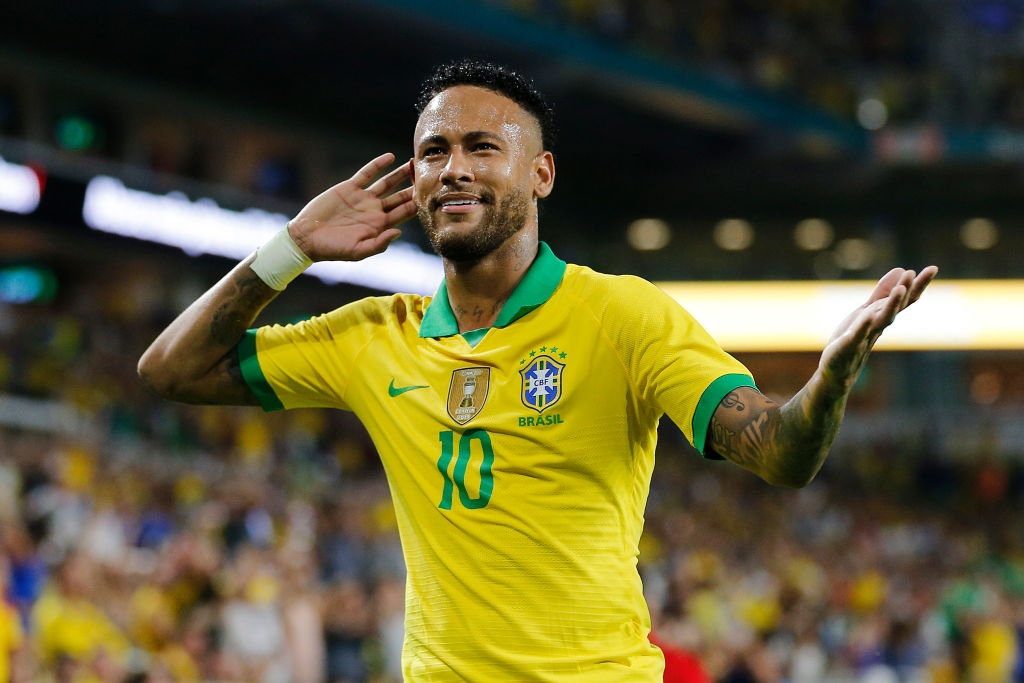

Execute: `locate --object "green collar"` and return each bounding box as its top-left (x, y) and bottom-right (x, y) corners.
top-left (419, 241), bottom-right (567, 339)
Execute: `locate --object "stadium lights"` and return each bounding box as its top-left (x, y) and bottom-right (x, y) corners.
top-left (656, 279), bottom-right (1024, 351)
top-left (960, 218), bottom-right (999, 250)
top-left (626, 218), bottom-right (671, 250)
top-left (793, 218), bottom-right (834, 251)
top-left (857, 98), bottom-right (888, 131)
top-left (833, 238), bottom-right (875, 270)
top-left (0, 265), bottom-right (57, 304)
top-left (82, 176), bottom-right (443, 294)
top-left (0, 156), bottom-right (42, 214)
top-left (713, 219), bottom-right (754, 251)
top-left (55, 115), bottom-right (101, 152)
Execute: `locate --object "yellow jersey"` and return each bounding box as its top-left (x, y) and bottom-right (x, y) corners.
top-left (32, 589), bottom-right (129, 667)
top-left (0, 601), bottom-right (22, 683)
top-left (239, 243), bottom-right (754, 682)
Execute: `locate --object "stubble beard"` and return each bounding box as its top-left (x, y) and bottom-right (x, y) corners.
top-left (419, 188), bottom-right (531, 262)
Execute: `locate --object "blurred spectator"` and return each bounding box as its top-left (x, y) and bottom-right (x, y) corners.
top-left (280, 552), bottom-right (325, 683)
top-left (219, 546), bottom-right (289, 682)
top-left (31, 553), bottom-right (129, 681)
top-left (0, 557), bottom-right (25, 683)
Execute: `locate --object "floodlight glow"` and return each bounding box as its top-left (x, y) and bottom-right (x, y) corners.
top-left (713, 219), bottom-right (754, 251)
top-left (656, 280), bottom-right (1024, 351)
top-left (627, 218), bottom-right (671, 250)
top-left (960, 218), bottom-right (999, 250)
top-left (82, 176), bottom-right (443, 294)
top-left (834, 238), bottom-right (875, 270)
top-left (857, 98), bottom-right (888, 130)
top-left (0, 156), bottom-right (41, 214)
top-left (0, 265), bottom-right (57, 304)
top-left (793, 218), bottom-right (833, 251)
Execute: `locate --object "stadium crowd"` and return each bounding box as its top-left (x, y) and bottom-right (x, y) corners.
top-left (0, 270), bottom-right (1022, 683)
top-left (497, 0), bottom-right (1024, 129)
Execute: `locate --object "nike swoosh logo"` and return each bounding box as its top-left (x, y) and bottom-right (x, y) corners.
top-left (388, 379), bottom-right (429, 397)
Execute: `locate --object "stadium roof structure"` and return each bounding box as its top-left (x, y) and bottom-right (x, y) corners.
top-left (3, 0), bottom-right (1024, 284)
top-left (8, 0), bottom-right (1024, 163)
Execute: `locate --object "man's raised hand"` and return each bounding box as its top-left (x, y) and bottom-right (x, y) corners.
top-left (819, 265), bottom-right (939, 392)
top-left (287, 153), bottom-right (416, 262)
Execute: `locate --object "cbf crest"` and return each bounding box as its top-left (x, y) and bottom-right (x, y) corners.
top-left (447, 367), bottom-right (491, 425)
top-left (520, 355), bottom-right (565, 413)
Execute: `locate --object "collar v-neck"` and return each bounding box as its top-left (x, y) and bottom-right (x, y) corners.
top-left (419, 241), bottom-right (567, 343)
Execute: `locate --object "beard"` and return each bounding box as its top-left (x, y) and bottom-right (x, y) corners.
top-left (419, 188), bottom-right (530, 262)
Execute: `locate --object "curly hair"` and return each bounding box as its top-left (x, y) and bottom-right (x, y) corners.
top-left (415, 59), bottom-right (556, 151)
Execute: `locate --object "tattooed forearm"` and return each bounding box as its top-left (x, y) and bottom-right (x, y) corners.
top-left (708, 384), bottom-right (848, 488)
top-left (209, 270), bottom-right (275, 346)
top-left (139, 257), bottom-right (276, 405)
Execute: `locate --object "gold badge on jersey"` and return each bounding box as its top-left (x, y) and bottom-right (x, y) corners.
top-left (447, 367), bottom-right (491, 425)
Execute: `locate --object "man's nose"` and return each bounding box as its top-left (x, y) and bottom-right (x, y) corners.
top-left (440, 148), bottom-right (474, 185)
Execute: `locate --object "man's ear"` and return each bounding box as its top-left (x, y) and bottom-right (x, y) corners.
top-left (533, 151), bottom-right (555, 199)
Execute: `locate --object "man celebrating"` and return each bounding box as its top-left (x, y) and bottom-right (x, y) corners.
top-left (139, 60), bottom-right (936, 681)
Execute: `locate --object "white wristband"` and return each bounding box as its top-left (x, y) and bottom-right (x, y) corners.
top-left (251, 226), bottom-right (313, 291)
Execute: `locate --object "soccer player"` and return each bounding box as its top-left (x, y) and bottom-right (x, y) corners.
top-left (138, 60), bottom-right (937, 681)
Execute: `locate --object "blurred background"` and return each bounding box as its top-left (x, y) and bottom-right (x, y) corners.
top-left (1, 1), bottom-right (1023, 681)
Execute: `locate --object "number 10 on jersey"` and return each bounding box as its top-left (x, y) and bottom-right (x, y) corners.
top-left (437, 429), bottom-right (494, 510)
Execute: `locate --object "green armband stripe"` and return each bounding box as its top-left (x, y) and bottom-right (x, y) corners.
top-left (692, 373), bottom-right (757, 458)
top-left (238, 329), bottom-right (285, 412)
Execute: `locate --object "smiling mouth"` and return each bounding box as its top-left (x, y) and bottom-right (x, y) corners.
top-left (434, 193), bottom-right (487, 214)
top-left (440, 200), bottom-right (481, 214)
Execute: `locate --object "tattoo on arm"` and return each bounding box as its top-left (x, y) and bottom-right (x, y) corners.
top-left (709, 416), bottom-right (736, 448)
top-left (707, 386), bottom-right (842, 487)
top-left (721, 392), bottom-right (745, 411)
top-left (708, 391), bottom-right (782, 473)
top-left (209, 271), bottom-right (271, 346)
top-left (197, 265), bottom-right (272, 405)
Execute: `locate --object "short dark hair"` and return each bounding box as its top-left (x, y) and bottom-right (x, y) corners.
top-left (415, 59), bottom-right (556, 151)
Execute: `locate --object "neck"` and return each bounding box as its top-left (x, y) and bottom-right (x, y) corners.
top-left (443, 229), bottom-right (538, 333)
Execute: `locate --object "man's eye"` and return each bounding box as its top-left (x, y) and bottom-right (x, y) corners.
top-left (473, 143), bottom-right (497, 151)
top-left (422, 147), bottom-right (445, 157)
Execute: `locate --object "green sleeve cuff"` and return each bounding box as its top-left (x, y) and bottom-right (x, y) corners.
top-left (692, 373), bottom-right (757, 459)
top-left (237, 329), bottom-right (285, 412)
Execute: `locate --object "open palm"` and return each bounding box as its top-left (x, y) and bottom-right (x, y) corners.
top-left (287, 153), bottom-right (417, 262)
top-left (819, 265), bottom-right (938, 390)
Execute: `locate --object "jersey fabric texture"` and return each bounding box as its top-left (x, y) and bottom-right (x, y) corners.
top-left (238, 242), bottom-right (755, 682)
